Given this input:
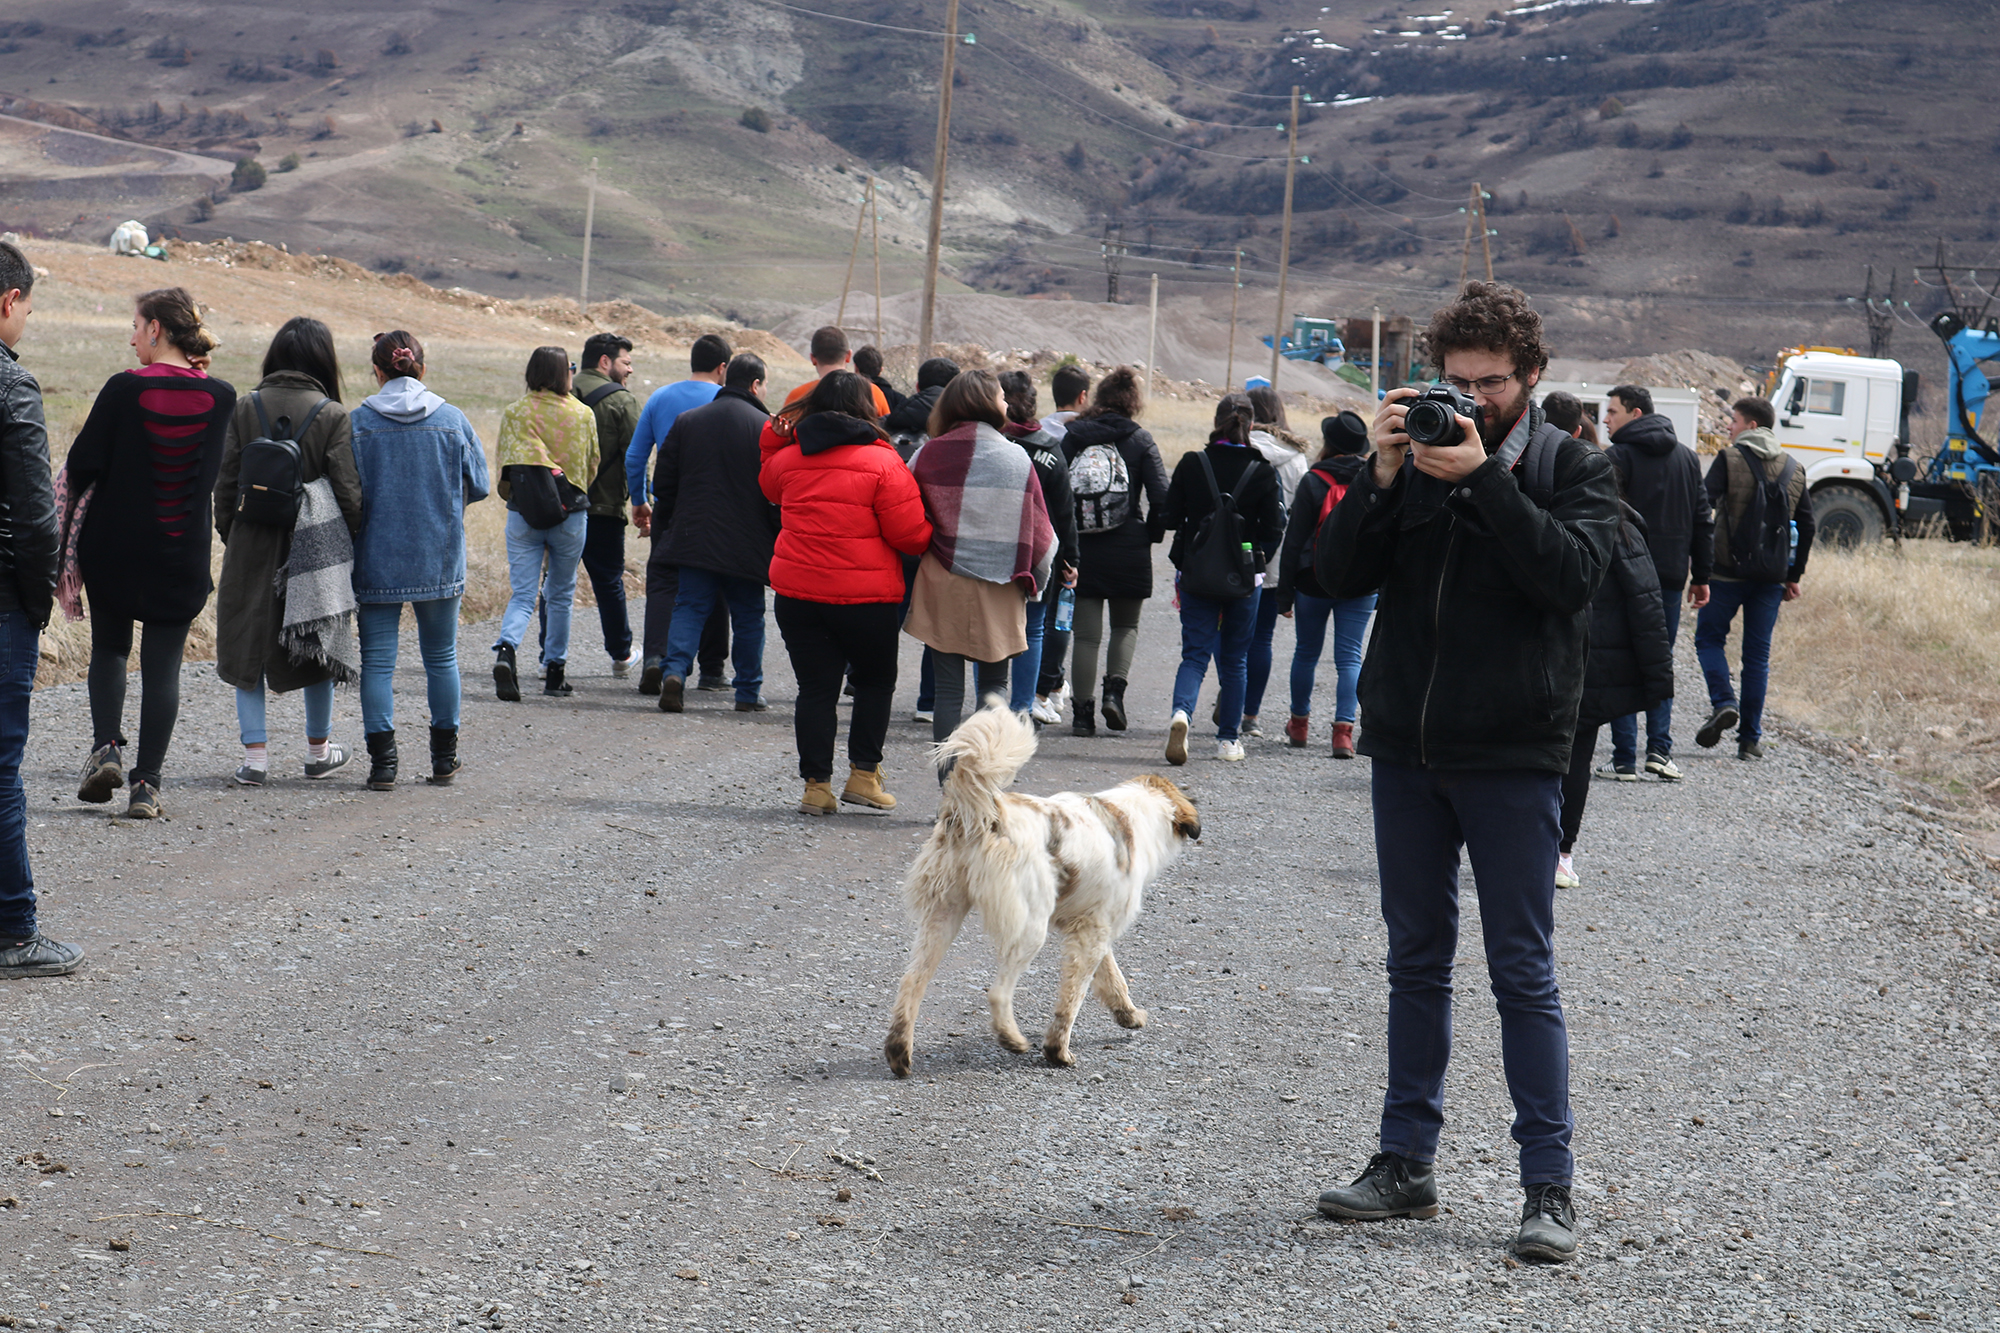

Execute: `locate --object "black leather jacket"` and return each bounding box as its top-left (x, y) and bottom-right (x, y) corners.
top-left (0, 342), bottom-right (58, 628)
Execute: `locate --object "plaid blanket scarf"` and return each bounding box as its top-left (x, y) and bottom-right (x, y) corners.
top-left (910, 420), bottom-right (1055, 594)
top-left (52, 464), bottom-right (93, 623)
top-left (277, 477), bottom-right (359, 682)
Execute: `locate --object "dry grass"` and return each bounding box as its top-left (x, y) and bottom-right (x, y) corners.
top-left (1771, 540), bottom-right (2000, 807)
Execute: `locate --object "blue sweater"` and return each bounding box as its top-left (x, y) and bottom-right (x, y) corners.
top-left (349, 379), bottom-right (491, 602)
top-left (628, 379), bottom-right (721, 506)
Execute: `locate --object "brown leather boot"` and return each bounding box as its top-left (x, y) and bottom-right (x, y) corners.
top-left (799, 780), bottom-right (839, 817)
top-left (1330, 721), bottom-right (1356, 759)
top-left (840, 763), bottom-right (896, 814)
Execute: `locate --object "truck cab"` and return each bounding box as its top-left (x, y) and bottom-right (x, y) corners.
top-left (1767, 350), bottom-right (1912, 545)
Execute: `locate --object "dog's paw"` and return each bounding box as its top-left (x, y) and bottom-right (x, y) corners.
top-left (993, 1025), bottom-right (1031, 1054)
top-left (1112, 1006), bottom-right (1148, 1030)
top-left (1041, 1042), bottom-right (1076, 1068)
top-left (884, 1035), bottom-right (913, 1079)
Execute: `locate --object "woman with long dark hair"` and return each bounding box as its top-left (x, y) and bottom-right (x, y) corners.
top-left (214, 316), bottom-right (363, 789)
top-left (1274, 411), bottom-right (1377, 757)
top-left (63, 287), bottom-right (235, 818)
top-left (349, 330), bottom-right (490, 789)
top-left (759, 371), bottom-right (931, 816)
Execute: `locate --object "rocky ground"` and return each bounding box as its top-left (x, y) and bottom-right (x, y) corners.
top-left (2, 588), bottom-right (1997, 1333)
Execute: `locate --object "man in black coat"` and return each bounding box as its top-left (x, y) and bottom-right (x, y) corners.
top-left (1601, 384), bottom-right (1713, 781)
top-left (0, 240), bottom-right (81, 979)
top-left (651, 354), bottom-right (779, 715)
top-left (1311, 283), bottom-right (1619, 1264)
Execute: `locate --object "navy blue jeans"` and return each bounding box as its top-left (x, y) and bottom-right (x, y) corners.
top-left (663, 568), bottom-right (766, 704)
top-left (1370, 760), bottom-right (1574, 1186)
top-left (1242, 585), bottom-right (1284, 718)
top-left (1009, 594), bottom-right (1048, 713)
top-left (1610, 593), bottom-right (1681, 765)
top-left (1172, 587), bottom-right (1260, 742)
top-left (0, 609), bottom-right (41, 941)
top-left (1695, 579), bottom-right (1783, 746)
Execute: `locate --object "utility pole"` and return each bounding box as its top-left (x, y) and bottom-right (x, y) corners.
top-left (1224, 249), bottom-right (1242, 389)
top-left (1863, 264), bottom-right (1896, 360)
top-left (870, 175), bottom-right (883, 350)
top-left (836, 176), bottom-right (872, 331)
top-left (1370, 306), bottom-right (1382, 399)
top-left (1101, 219), bottom-right (1127, 303)
top-left (1146, 273), bottom-right (1159, 396)
top-left (579, 156), bottom-right (598, 310)
top-left (1268, 84), bottom-right (1300, 387)
top-left (918, 0), bottom-right (961, 359)
top-left (1459, 182), bottom-right (1493, 287)
top-left (1475, 182), bottom-right (1493, 282)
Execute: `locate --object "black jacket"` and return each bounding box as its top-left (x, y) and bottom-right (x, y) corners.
top-left (1158, 441), bottom-right (1286, 571)
top-left (0, 342), bottom-right (59, 627)
top-left (1579, 504), bottom-right (1676, 729)
top-left (1060, 414), bottom-right (1169, 600)
top-left (1606, 412), bottom-right (1713, 590)
top-left (1276, 454), bottom-right (1366, 609)
top-left (1313, 408), bottom-right (1621, 773)
top-left (1005, 423), bottom-right (1078, 586)
top-left (654, 385), bottom-right (780, 581)
top-left (867, 374), bottom-right (906, 416)
top-left (884, 386), bottom-right (943, 438)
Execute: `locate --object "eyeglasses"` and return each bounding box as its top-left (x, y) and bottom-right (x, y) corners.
top-left (1441, 373), bottom-right (1517, 395)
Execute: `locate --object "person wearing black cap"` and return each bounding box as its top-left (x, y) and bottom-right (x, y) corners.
top-left (1273, 410), bottom-right (1376, 756)
top-left (883, 357), bottom-right (961, 446)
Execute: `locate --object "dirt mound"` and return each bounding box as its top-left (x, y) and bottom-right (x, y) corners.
top-left (1615, 349), bottom-right (1759, 447)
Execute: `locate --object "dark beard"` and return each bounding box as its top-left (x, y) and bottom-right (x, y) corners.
top-left (1477, 383), bottom-right (1532, 453)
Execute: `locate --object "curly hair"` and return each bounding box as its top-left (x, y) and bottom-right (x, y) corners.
top-left (1425, 281), bottom-right (1550, 378)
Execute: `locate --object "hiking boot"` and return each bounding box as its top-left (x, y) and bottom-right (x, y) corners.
top-left (544, 662), bottom-right (574, 697)
top-left (1645, 751), bottom-right (1683, 781)
top-left (1555, 852), bottom-right (1580, 890)
top-left (78, 742), bottom-right (124, 804)
top-left (638, 658), bottom-right (663, 696)
top-left (1739, 740), bottom-right (1765, 760)
top-left (735, 697), bottom-right (769, 712)
top-left (1100, 677), bottom-right (1129, 731)
top-left (695, 673), bottom-right (729, 692)
top-left (1596, 761), bottom-right (1639, 782)
top-left (494, 644), bottom-right (521, 703)
top-left (304, 743), bottom-right (350, 780)
top-left (229, 764), bottom-right (267, 788)
top-left (1330, 721), bottom-right (1356, 759)
top-left (840, 764), bottom-right (896, 814)
top-left (0, 932), bottom-right (86, 978)
top-left (1695, 703), bottom-right (1739, 749)
top-left (426, 726), bottom-right (462, 785)
top-left (612, 651), bottom-right (639, 679)
top-left (798, 779), bottom-right (839, 817)
top-left (1512, 1183), bottom-right (1578, 1262)
top-left (1285, 714), bottom-right (1309, 748)
top-left (1216, 738), bottom-right (1246, 762)
top-left (125, 779), bottom-right (162, 820)
top-left (658, 674), bottom-right (685, 714)
top-left (1165, 710), bottom-right (1190, 767)
top-left (365, 730), bottom-right (398, 791)
top-left (1316, 1151), bottom-right (1440, 1221)
top-left (1072, 699), bottom-right (1095, 737)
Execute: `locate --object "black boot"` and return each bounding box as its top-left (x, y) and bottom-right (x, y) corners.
top-left (543, 661), bottom-right (573, 697)
top-left (1100, 677), bottom-right (1129, 731)
top-left (364, 730), bottom-right (397, 791)
top-left (494, 644), bottom-right (521, 702)
top-left (427, 726), bottom-right (461, 785)
top-left (1073, 698), bottom-right (1096, 737)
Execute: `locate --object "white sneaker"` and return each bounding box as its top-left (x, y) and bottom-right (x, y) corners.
top-left (913, 709), bottom-right (934, 724)
top-left (1216, 738), bottom-right (1246, 762)
top-left (1165, 710), bottom-right (1190, 766)
top-left (1555, 853), bottom-right (1580, 890)
top-left (611, 652), bottom-right (640, 679)
top-left (1031, 694), bottom-right (1062, 725)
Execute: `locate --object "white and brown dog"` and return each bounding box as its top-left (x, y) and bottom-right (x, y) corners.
top-left (885, 701), bottom-right (1200, 1077)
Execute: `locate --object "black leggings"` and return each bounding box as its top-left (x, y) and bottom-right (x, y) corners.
top-left (1558, 722), bottom-right (1598, 854)
top-left (88, 605), bottom-right (193, 788)
top-left (773, 596), bottom-right (900, 783)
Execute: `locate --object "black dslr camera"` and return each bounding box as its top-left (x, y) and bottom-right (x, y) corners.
top-left (1402, 384), bottom-right (1481, 447)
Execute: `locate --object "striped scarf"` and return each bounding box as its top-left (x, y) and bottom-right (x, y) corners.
top-left (910, 420), bottom-right (1055, 594)
top-left (277, 477), bottom-right (359, 682)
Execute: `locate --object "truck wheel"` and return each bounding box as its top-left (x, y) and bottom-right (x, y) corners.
top-left (1811, 485), bottom-right (1886, 548)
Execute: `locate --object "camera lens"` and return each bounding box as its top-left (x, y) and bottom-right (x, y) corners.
top-left (1404, 399), bottom-right (1455, 447)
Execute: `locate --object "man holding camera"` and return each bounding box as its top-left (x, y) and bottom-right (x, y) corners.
top-left (1311, 282), bottom-right (1619, 1262)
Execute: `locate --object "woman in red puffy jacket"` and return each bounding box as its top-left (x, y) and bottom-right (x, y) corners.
top-left (760, 371), bottom-right (932, 818)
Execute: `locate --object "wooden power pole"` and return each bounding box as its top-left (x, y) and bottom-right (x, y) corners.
top-left (918, 0), bottom-right (961, 359)
top-left (836, 176), bottom-right (873, 332)
top-left (579, 156), bottom-right (598, 310)
top-left (1225, 248), bottom-right (1242, 389)
top-left (1146, 273), bottom-right (1159, 395)
top-left (871, 176), bottom-right (883, 350)
top-left (1268, 85), bottom-right (1300, 386)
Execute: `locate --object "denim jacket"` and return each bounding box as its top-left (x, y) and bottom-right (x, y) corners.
top-left (349, 379), bottom-right (491, 602)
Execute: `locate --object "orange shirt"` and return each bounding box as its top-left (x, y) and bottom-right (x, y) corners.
top-left (784, 375), bottom-right (890, 418)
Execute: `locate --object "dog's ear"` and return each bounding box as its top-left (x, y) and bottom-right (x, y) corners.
top-left (1135, 773), bottom-right (1202, 841)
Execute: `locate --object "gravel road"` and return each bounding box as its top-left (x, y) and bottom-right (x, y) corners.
top-left (2, 584), bottom-right (1996, 1333)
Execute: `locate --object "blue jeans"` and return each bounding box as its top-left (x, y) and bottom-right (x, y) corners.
top-left (0, 610), bottom-right (41, 940)
top-left (498, 510), bottom-right (586, 664)
top-left (1172, 587), bottom-right (1260, 742)
top-left (1289, 591), bottom-right (1375, 722)
top-left (663, 568), bottom-right (766, 703)
top-left (1694, 580), bottom-right (1783, 746)
top-left (235, 677), bottom-right (335, 746)
top-left (1242, 587), bottom-right (1284, 717)
top-left (1371, 760), bottom-right (1574, 1186)
top-left (357, 598), bottom-right (462, 734)
top-left (540, 514), bottom-right (633, 666)
top-left (1009, 595), bottom-right (1048, 713)
top-left (1610, 594), bottom-right (1682, 765)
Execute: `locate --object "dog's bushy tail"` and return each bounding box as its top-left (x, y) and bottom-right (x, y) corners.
top-left (934, 697), bottom-right (1037, 831)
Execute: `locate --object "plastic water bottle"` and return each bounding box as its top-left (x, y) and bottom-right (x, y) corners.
top-left (1055, 587), bottom-right (1075, 632)
top-left (1788, 519), bottom-right (1798, 565)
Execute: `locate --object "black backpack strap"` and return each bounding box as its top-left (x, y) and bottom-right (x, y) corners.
top-left (251, 392), bottom-right (272, 439)
top-left (290, 399), bottom-right (330, 443)
top-left (579, 382), bottom-right (626, 410)
top-left (1519, 423), bottom-right (1563, 510)
top-left (1195, 449), bottom-right (1225, 506)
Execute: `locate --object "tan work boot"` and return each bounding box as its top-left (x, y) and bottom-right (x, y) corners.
top-left (799, 779), bottom-right (840, 817)
top-left (840, 763), bottom-right (896, 814)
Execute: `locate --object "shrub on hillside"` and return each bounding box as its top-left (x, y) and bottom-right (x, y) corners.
top-left (278, 152), bottom-right (301, 173)
top-left (383, 31), bottom-right (411, 57)
top-left (231, 158), bottom-right (266, 192)
top-left (740, 107), bottom-right (772, 133)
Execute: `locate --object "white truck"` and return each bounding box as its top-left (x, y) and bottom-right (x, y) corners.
top-left (1760, 348), bottom-right (1919, 546)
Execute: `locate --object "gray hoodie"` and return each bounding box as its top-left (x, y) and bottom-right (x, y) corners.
top-left (360, 375), bottom-right (449, 424)
top-left (1733, 424), bottom-right (1781, 460)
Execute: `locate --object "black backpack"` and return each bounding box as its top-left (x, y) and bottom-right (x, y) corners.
top-left (1179, 450), bottom-right (1264, 601)
top-left (235, 394), bottom-right (327, 529)
top-left (574, 381), bottom-right (627, 411)
top-left (1726, 444), bottom-right (1796, 582)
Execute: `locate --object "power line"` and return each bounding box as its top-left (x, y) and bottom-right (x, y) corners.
top-left (746, 0), bottom-right (954, 37)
